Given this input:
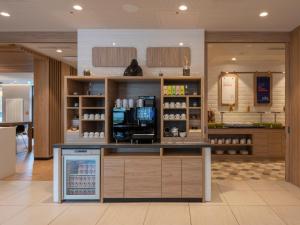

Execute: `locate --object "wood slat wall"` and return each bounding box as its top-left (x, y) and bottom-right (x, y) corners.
top-left (287, 26), bottom-right (300, 187)
top-left (146, 47), bottom-right (191, 67)
top-left (92, 47), bottom-right (137, 67)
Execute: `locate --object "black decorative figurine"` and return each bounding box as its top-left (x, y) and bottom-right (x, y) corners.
top-left (124, 59), bottom-right (143, 76)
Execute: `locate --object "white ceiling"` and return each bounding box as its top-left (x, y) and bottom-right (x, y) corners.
top-left (0, 0), bottom-right (299, 31)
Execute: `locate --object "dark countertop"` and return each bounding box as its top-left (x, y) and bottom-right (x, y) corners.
top-left (53, 142), bottom-right (211, 149)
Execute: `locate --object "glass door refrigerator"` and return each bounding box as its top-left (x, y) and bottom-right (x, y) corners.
top-left (62, 149), bottom-right (100, 200)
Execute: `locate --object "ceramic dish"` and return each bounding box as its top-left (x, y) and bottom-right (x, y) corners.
top-left (228, 150), bottom-right (237, 155)
top-left (215, 150), bottom-right (224, 155)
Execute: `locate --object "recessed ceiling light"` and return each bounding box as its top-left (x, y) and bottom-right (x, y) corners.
top-left (56, 49), bottom-right (63, 53)
top-left (0, 12), bottom-right (10, 17)
top-left (112, 42), bottom-right (116, 46)
top-left (231, 57), bottom-right (237, 61)
top-left (259, 11), bottom-right (269, 17)
top-left (73, 5), bottom-right (83, 11)
top-left (178, 5), bottom-right (188, 11)
top-left (179, 42), bottom-right (184, 46)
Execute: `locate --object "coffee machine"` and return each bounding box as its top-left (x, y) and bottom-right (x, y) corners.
top-left (112, 96), bottom-right (157, 143)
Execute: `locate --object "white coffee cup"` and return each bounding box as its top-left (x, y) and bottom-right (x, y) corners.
top-left (89, 132), bottom-right (94, 138)
top-left (175, 102), bottom-right (181, 108)
top-left (89, 114), bottom-right (95, 120)
top-left (180, 113), bottom-right (186, 119)
top-left (83, 114), bottom-right (89, 120)
top-left (164, 114), bottom-right (169, 120)
top-left (128, 99), bottom-right (134, 108)
top-left (175, 114), bottom-right (181, 120)
top-left (122, 99), bottom-right (128, 109)
top-left (247, 139), bottom-right (252, 144)
top-left (95, 114), bottom-right (101, 120)
top-left (94, 132), bottom-right (100, 138)
top-left (181, 102), bottom-right (186, 108)
top-left (100, 113), bottom-right (105, 120)
top-left (164, 102), bottom-right (170, 108)
top-left (83, 132), bottom-right (89, 138)
top-left (169, 114), bottom-right (175, 120)
top-left (170, 102), bottom-right (175, 108)
top-left (100, 132), bottom-right (105, 138)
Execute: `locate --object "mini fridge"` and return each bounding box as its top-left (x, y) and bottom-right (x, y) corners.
top-left (62, 149), bottom-right (100, 200)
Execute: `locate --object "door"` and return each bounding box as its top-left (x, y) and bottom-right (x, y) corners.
top-left (63, 155), bottom-right (100, 200)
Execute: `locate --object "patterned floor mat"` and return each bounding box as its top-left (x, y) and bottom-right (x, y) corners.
top-left (212, 160), bottom-right (285, 181)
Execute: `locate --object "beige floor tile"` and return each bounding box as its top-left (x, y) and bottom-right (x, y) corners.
top-left (50, 205), bottom-right (108, 225)
top-left (2, 205), bottom-right (67, 225)
top-left (0, 206), bottom-right (26, 224)
top-left (144, 203), bottom-right (190, 225)
top-left (217, 180), bottom-right (253, 192)
top-left (257, 191), bottom-right (300, 205)
top-left (222, 190), bottom-right (266, 205)
top-left (190, 205), bottom-right (238, 225)
top-left (96, 203), bottom-right (148, 225)
top-left (278, 182), bottom-right (300, 199)
top-left (231, 206), bottom-right (285, 225)
top-left (246, 180), bottom-right (285, 191)
top-left (272, 206), bottom-right (300, 225)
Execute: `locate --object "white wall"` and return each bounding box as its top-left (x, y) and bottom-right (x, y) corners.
top-left (78, 29), bottom-right (205, 77)
top-left (208, 63), bottom-right (285, 124)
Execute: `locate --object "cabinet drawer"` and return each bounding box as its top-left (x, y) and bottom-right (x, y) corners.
top-left (125, 159), bottom-right (161, 198)
top-left (162, 159), bottom-right (181, 198)
top-left (103, 158), bottom-right (124, 198)
top-left (182, 158), bottom-right (202, 198)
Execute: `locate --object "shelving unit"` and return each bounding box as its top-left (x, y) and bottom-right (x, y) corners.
top-left (64, 77), bottom-right (106, 143)
top-left (161, 77), bottom-right (203, 142)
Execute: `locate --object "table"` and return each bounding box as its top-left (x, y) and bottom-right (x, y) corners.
top-left (0, 121), bottom-right (33, 152)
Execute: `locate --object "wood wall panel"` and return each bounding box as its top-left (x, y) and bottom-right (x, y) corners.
top-left (92, 47), bottom-right (137, 67)
top-left (34, 58), bottom-right (50, 158)
top-left (287, 26), bottom-right (300, 187)
top-left (146, 47), bottom-right (191, 67)
top-left (205, 32), bottom-right (290, 43)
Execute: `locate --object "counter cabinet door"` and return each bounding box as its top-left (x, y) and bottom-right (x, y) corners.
top-left (253, 133), bottom-right (268, 156)
top-left (103, 158), bottom-right (125, 198)
top-left (182, 158), bottom-right (203, 198)
top-left (162, 159), bottom-right (182, 198)
top-left (124, 158), bottom-right (161, 198)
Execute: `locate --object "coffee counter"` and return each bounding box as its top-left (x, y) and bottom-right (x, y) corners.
top-left (53, 142), bottom-right (211, 203)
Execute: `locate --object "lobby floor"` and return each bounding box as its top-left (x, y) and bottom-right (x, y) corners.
top-left (1, 180), bottom-right (300, 225)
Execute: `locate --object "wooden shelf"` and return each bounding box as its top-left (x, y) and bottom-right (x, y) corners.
top-left (81, 119), bottom-right (105, 122)
top-left (163, 95), bottom-right (187, 98)
top-left (189, 107), bottom-right (201, 109)
top-left (66, 95), bottom-right (80, 98)
top-left (163, 107), bottom-right (187, 110)
top-left (211, 144), bottom-right (253, 146)
top-left (188, 95), bottom-right (201, 98)
top-left (164, 119), bottom-right (187, 121)
top-left (81, 107), bottom-right (105, 109)
top-left (80, 95), bottom-right (105, 98)
top-left (66, 107), bottom-right (79, 110)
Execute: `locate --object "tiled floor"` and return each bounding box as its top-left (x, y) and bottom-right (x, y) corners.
top-left (0, 180), bottom-right (300, 225)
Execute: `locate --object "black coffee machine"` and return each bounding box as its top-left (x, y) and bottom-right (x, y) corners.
top-left (112, 96), bottom-right (157, 143)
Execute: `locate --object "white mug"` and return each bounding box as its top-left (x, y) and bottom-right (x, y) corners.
top-left (175, 102), bottom-right (181, 108)
top-left (116, 99), bottom-right (122, 108)
top-left (95, 114), bottom-right (101, 120)
top-left (181, 102), bottom-right (186, 108)
top-left (170, 102), bottom-right (175, 108)
top-left (89, 114), bottom-right (95, 120)
top-left (164, 114), bottom-right (169, 120)
top-left (180, 113), bottom-right (186, 119)
top-left (247, 139), bottom-right (252, 144)
top-left (83, 132), bottom-right (89, 138)
top-left (175, 114), bottom-right (181, 120)
top-left (128, 99), bottom-right (134, 108)
top-left (94, 132), bottom-right (100, 138)
top-left (100, 132), bottom-right (105, 138)
top-left (164, 102), bottom-right (170, 108)
top-left (122, 99), bottom-right (128, 109)
top-left (89, 132), bottom-right (94, 138)
top-left (83, 114), bottom-right (89, 120)
top-left (169, 114), bottom-right (175, 120)
top-left (100, 113), bottom-right (105, 120)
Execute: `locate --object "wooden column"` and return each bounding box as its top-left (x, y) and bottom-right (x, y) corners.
top-left (287, 26), bottom-right (300, 187)
top-left (34, 58), bottom-right (74, 158)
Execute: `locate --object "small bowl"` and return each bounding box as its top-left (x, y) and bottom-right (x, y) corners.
top-left (240, 150), bottom-right (249, 155)
top-left (215, 150), bottom-right (224, 155)
top-left (179, 132), bottom-right (186, 138)
top-left (228, 150), bottom-right (237, 155)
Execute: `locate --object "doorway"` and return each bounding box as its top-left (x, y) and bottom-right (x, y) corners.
top-left (206, 43), bottom-right (286, 181)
